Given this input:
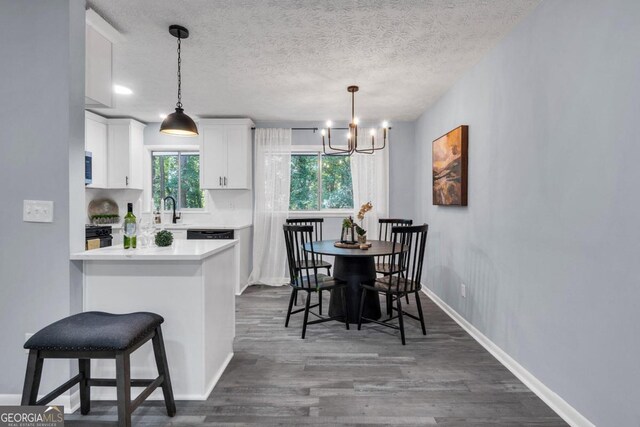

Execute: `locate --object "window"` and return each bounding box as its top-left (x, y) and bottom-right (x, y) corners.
top-left (152, 151), bottom-right (205, 210)
top-left (289, 153), bottom-right (353, 211)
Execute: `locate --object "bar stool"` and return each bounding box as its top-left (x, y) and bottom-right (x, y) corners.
top-left (22, 311), bottom-right (176, 427)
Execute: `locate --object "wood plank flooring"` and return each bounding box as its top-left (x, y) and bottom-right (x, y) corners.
top-left (69, 285), bottom-right (567, 426)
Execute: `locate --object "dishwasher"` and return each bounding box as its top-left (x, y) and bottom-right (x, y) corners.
top-left (186, 229), bottom-right (234, 240)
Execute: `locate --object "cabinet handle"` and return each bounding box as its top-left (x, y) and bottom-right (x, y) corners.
top-left (219, 176), bottom-right (222, 186)
top-left (126, 176), bottom-right (129, 186)
top-left (224, 176), bottom-right (227, 186)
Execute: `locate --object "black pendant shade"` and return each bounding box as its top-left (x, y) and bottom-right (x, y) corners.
top-left (160, 107), bottom-right (199, 136)
top-left (160, 24), bottom-right (198, 136)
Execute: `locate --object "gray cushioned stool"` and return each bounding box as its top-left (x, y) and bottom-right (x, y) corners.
top-left (22, 311), bottom-right (176, 427)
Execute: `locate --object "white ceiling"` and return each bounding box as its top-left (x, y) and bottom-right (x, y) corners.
top-left (87, 0), bottom-right (539, 124)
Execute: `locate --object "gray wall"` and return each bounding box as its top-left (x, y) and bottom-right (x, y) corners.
top-left (412, 1), bottom-right (640, 425)
top-left (0, 0), bottom-right (86, 398)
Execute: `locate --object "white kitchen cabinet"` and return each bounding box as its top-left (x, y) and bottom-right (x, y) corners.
top-left (107, 119), bottom-right (145, 189)
top-left (85, 111), bottom-right (108, 188)
top-left (84, 9), bottom-right (124, 108)
top-left (200, 119), bottom-right (253, 190)
top-left (85, 23), bottom-right (112, 108)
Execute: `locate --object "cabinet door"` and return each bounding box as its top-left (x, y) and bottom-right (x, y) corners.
top-left (127, 123), bottom-right (145, 189)
top-left (201, 125), bottom-right (227, 189)
top-left (85, 25), bottom-right (112, 108)
top-left (107, 124), bottom-right (130, 188)
top-left (85, 115), bottom-right (108, 188)
top-left (225, 125), bottom-right (250, 189)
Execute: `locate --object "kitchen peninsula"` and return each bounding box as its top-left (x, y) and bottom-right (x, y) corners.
top-left (71, 239), bottom-right (238, 400)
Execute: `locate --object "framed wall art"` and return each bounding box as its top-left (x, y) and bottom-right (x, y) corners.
top-left (432, 125), bottom-right (468, 206)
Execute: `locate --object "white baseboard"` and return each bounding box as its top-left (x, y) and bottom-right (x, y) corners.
top-left (236, 282), bottom-right (250, 295)
top-left (422, 287), bottom-right (595, 427)
top-left (0, 390), bottom-right (79, 414)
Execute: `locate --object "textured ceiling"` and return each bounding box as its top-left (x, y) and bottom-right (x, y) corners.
top-left (87, 0), bottom-right (539, 123)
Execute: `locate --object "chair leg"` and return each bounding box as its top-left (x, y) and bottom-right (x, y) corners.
top-left (79, 359), bottom-right (91, 415)
top-left (285, 288), bottom-right (297, 327)
top-left (21, 350), bottom-right (43, 405)
top-left (342, 287), bottom-right (349, 329)
top-left (152, 326), bottom-right (177, 417)
top-left (415, 292), bottom-right (427, 335)
top-left (115, 352), bottom-right (132, 427)
top-left (397, 295), bottom-right (406, 345)
top-left (357, 289), bottom-right (367, 330)
top-left (301, 292), bottom-right (311, 339)
top-left (386, 293), bottom-right (392, 316)
top-left (318, 290), bottom-right (323, 315)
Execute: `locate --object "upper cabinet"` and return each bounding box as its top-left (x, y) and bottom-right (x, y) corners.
top-left (85, 113), bottom-right (145, 190)
top-left (85, 9), bottom-right (124, 108)
top-left (107, 119), bottom-right (145, 190)
top-left (85, 111), bottom-right (108, 188)
top-left (200, 119), bottom-right (254, 190)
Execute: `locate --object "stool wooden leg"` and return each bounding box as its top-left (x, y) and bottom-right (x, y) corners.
top-left (78, 359), bottom-right (91, 414)
top-left (21, 350), bottom-right (43, 405)
top-left (115, 352), bottom-right (132, 427)
top-left (152, 326), bottom-right (176, 417)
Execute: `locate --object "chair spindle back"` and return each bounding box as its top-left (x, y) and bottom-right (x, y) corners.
top-left (386, 224), bottom-right (429, 293)
top-left (377, 218), bottom-right (413, 269)
top-left (283, 224), bottom-right (321, 290)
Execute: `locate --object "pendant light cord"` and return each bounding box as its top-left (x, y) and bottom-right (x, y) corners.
top-left (176, 37), bottom-right (182, 109)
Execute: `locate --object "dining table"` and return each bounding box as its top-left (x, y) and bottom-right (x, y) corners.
top-left (303, 239), bottom-right (406, 324)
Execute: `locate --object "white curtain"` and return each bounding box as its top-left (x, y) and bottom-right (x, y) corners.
top-left (350, 128), bottom-right (389, 237)
top-left (248, 128), bottom-right (292, 286)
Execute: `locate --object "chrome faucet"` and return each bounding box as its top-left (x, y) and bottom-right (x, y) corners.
top-left (163, 196), bottom-right (181, 224)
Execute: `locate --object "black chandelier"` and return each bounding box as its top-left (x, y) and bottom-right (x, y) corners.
top-left (160, 25), bottom-right (198, 136)
top-left (321, 85), bottom-right (389, 156)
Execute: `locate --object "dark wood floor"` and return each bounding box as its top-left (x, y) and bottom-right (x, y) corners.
top-left (69, 285), bottom-right (567, 426)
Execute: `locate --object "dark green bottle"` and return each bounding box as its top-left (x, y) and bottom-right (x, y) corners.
top-left (123, 203), bottom-right (137, 249)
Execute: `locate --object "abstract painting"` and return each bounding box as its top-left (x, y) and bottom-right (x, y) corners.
top-left (433, 125), bottom-right (468, 206)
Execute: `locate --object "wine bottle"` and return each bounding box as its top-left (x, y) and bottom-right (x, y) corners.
top-left (123, 203), bottom-right (137, 249)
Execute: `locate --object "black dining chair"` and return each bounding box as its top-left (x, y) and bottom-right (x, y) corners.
top-left (376, 218), bottom-right (413, 311)
top-left (286, 218), bottom-right (331, 314)
top-left (358, 224), bottom-right (428, 345)
top-left (283, 224), bottom-right (350, 339)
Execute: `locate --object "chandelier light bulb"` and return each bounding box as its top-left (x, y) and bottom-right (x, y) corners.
top-left (382, 120), bottom-right (389, 128)
top-left (370, 129), bottom-right (376, 136)
top-left (326, 120), bottom-right (333, 127)
top-left (321, 129), bottom-right (326, 136)
top-left (347, 132), bottom-right (352, 139)
top-left (353, 117), bottom-right (360, 125)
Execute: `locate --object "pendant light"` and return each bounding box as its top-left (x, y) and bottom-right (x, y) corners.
top-left (160, 25), bottom-right (198, 136)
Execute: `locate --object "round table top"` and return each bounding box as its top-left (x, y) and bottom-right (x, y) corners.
top-left (304, 240), bottom-right (406, 257)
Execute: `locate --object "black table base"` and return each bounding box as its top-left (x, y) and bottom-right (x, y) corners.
top-left (329, 256), bottom-right (381, 323)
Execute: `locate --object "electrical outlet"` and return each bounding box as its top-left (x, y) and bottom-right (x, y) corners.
top-left (23, 200), bottom-right (54, 223)
top-left (461, 283), bottom-right (466, 298)
top-left (24, 333), bottom-right (33, 354)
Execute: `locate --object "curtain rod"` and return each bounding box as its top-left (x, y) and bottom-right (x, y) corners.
top-left (250, 127), bottom-right (392, 132)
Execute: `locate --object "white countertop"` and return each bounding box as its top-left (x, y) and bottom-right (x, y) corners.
top-left (71, 239), bottom-right (238, 261)
top-left (107, 223), bottom-right (252, 230)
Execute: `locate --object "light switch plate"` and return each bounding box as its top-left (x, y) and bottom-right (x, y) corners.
top-left (23, 200), bottom-right (54, 223)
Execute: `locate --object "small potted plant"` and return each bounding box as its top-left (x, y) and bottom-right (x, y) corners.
top-left (154, 229), bottom-right (174, 247)
top-left (341, 202), bottom-right (373, 244)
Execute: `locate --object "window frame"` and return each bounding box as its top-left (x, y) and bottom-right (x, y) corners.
top-left (289, 145), bottom-right (354, 217)
top-left (144, 145), bottom-right (208, 214)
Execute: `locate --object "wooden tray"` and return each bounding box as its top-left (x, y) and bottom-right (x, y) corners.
top-left (334, 241), bottom-right (372, 249)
